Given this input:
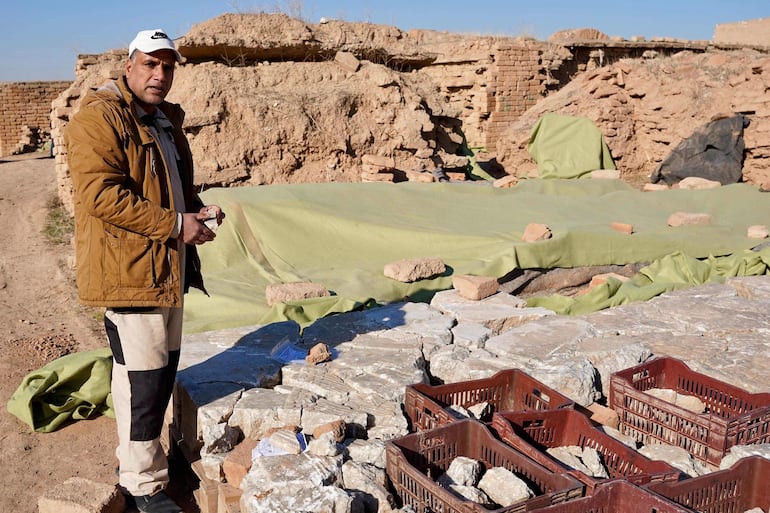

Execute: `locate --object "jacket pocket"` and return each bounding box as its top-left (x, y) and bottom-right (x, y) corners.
top-left (104, 230), bottom-right (167, 290)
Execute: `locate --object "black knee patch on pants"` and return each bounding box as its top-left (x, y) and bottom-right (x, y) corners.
top-left (128, 350), bottom-right (180, 442)
top-left (104, 315), bottom-right (125, 366)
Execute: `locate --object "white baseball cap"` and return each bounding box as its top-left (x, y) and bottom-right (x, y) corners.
top-left (128, 29), bottom-right (183, 62)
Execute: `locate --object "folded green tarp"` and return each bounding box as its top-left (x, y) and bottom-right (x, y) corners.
top-left (6, 348), bottom-right (114, 433)
top-left (528, 113), bottom-right (616, 179)
top-left (527, 247), bottom-right (770, 315)
top-left (184, 179), bottom-right (770, 333)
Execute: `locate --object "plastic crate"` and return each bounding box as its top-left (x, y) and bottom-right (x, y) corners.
top-left (609, 357), bottom-right (770, 467)
top-left (647, 455), bottom-right (770, 513)
top-left (385, 419), bottom-right (585, 513)
top-left (490, 409), bottom-right (682, 493)
top-left (404, 369), bottom-right (574, 431)
top-left (528, 480), bottom-right (693, 513)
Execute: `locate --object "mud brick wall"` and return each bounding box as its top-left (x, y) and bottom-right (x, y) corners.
top-left (486, 45), bottom-right (545, 152)
top-left (0, 81), bottom-right (71, 157)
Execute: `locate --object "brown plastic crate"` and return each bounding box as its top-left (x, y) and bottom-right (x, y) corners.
top-left (647, 455), bottom-right (770, 513)
top-left (609, 357), bottom-right (770, 467)
top-left (528, 480), bottom-right (693, 513)
top-left (386, 419), bottom-right (585, 513)
top-left (491, 409), bottom-right (682, 493)
top-left (404, 369), bottom-right (574, 431)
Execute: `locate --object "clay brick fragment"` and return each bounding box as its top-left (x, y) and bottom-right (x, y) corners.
top-left (452, 275), bottom-right (499, 301)
top-left (611, 222), bottom-right (634, 234)
top-left (383, 257), bottom-right (446, 283)
top-left (522, 223), bottom-right (552, 242)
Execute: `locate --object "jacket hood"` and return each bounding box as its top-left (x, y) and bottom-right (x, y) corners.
top-left (82, 76), bottom-right (185, 127)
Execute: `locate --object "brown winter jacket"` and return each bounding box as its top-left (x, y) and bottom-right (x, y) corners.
top-left (64, 76), bottom-right (205, 308)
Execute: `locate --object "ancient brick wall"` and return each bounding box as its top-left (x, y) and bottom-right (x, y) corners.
top-left (0, 81), bottom-right (71, 157)
top-left (714, 17), bottom-right (770, 47)
top-left (486, 44), bottom-right (545, 152)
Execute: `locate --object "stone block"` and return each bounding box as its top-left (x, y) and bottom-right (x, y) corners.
top-left (334, 51), bottom-right (360, 72)
top-left (38, 478), bottom-right (125, 513)
top-left (265, 281), bottom-right (330, 306)
top-left (591, 169), bottom-right (620, 179)
top-left (222, 438), bottom-right (259, 488)
top-left (678, 176), bottom-right (721, 190)
top-left (383, 257), bottom-right (446, 282)
top-left (667, 211), bottom-right (712, 227)
top-left (748, 224), bottom-right (769, 239)
top-left (452, 274), bottom-right (499, 301)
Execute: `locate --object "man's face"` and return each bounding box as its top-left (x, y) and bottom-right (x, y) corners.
top-left (125, 49), bottom-right (176, 111)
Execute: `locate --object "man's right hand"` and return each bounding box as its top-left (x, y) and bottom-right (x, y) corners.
top-left (179, 212), bottom-right (216, 245)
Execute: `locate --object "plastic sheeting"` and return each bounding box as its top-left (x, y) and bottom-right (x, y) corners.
top-left (527, 113), bottom-right (616, 179)
top-left (6, 348), bottom-right (114, 433)
top-left (182, 179), bottom-right (770, 333)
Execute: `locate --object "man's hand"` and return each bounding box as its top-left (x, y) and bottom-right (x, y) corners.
top-left (179, 205), bottom-right (224, 245)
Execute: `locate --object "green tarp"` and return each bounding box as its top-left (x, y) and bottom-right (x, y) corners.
top-left (6, 348), bottom-right (114, 433)
top-left (183, 179), bottom-right (770, 333)
top-left (528, 113), bottom-right (616, 179)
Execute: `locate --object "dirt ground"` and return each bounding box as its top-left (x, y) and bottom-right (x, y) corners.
top-left (0, 154), bottom-right (197, 513)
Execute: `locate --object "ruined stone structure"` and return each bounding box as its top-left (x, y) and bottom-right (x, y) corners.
top-left (0, 81), bottom-right (69, 157)
top-left (5, 13), bottom-right (765, 214)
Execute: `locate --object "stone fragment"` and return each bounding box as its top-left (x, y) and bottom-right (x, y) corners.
top-left (344, 439), bottom-right (387, 468)
top-left (361, 170), bottom-right (395, 182)
top-left (547, 446), bottom-right (593, 476)
top-left (719, 443), bottom-right (770, 469)
top-left (38, 478), bottom-right (125, 513)
top-left (678, 176), bottom-right (721, 189)
top-left (228, 386), bottom-right (314, 441)
top-left (306, 342), bottom-right (332, 365)
top-left (405, 169), bottom-right (435, 183)
top-left (585, 402), bottom-right (619, 429)
top-left (223, 438), bottom-right (259, 488)
top-left (667, 211), bottom-right (712, 227)
top-left (643, 183), bottom-right (670, 191)
top-left (265, 281), bottom-right (330, 306)
top-left (431, 289), bottom-right (552, 335)
top-left (478, 467), bottom-right (533, 507)
top-left (447, 485), bottom-right (492, 505)
top-left (383, 257), bottom-right (446, 282)
top-left (748, 224), bottom-right (769, 239)
top-left (610, 222), bottom-right (634, 234)
top-left (522, 223), bottom-right (552, 242)
top-left (334, 51), bottom-right (360, 72)
top-left (493, 175), bottom-right (519, 188)
top-left (581, 446), bottom-right (609, 478)
top-left (446, 171), bottom-right (467, 181)
top-left (268, 428), bottom-right (303, 454)
top-left (443, 456), bottom-right (482, 486)
top-left (451, 322), bottom-right (492, 349)
top-left (452, 274), bottom-right (499, 300)
top-left (341, 460), bottom-right (395, 512)
top-left (591, 169), bottom-right (620, 179)
top-left (361, 154), bottom-right (396, 171)
top-left (307, 431), bottom-right (342, 457)
top-left (313, 419), bottom-right (346, 442)
top-left (646, 388), bottom-right (706, 413)
top-left (638, 443), bottom-right (709, 477)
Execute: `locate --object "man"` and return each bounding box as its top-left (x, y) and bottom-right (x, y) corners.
top-left (64, 29), bottom-right (223, 513)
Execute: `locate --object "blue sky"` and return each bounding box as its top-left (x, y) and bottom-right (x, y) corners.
top-left (1, 0), bottom-right (767, 82)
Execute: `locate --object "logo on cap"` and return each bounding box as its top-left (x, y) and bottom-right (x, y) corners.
top-left (150, 31), bottom-right (170, 40)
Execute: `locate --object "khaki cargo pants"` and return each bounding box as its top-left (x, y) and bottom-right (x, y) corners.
top-left (104, 306), bottom-right (183, 497)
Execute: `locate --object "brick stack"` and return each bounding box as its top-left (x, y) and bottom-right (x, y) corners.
top-left (0, 81), bottom-right (70, 157)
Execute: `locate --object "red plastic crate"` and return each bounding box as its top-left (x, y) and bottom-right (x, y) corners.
top-left (528, 480), bottom-right (693, 513)
top-left (609, 357), bottom-right (770, 467)
top-left (386, 419), bottom-right (585, 513)
top-left (404, 369), bottom-right (574, 431)
top-left (491, 409), bottom-right (682, 493)
top-left (647, 456), bottom-right (770, 513)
